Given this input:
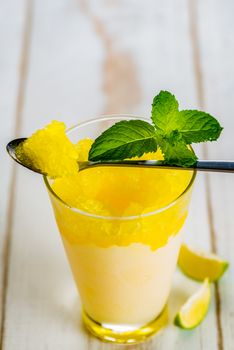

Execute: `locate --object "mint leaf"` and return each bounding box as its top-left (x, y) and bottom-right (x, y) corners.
top-left (160, 138), bottom-right (198, 167)
top-left (172, 110), bottom-right (223, 143)
top-left (88, 120), bottom-right (157, 161)
top-left (151, 91), bottom-right (179, 132)
top-left (151, 91), bottom-right (222, 144)
top-left (88, 90), bottom-right (223, 167)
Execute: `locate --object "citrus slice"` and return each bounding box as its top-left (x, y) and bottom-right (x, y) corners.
top-left (178, 244), bottom-right (229, 282)
top-left (174, 278), bottom-right (211, 329)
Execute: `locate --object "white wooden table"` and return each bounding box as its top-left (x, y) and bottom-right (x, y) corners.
top-left (1, 1), bottom-right (233, 349)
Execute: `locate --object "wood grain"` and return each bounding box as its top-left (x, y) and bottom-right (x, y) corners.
top-left (79, 0), bottom-right (141, 114)
top-left (188, 1), bottom-right (224, 349)
top-left (196, 1), bottom-right (234, 349)
top-left (1, 0), bottom-right (233, 349)
top-left (0, 0), bottom-right (29, 347)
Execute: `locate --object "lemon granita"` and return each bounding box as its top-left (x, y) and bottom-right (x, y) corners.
top-left (44, 116), bottom-right (196, 343)
top-left (51, 141), bottom-right (193, 249)
top-left (17, 121), bottom-right (79, 178)
top-left (9, 90), bottom-right (224, 344)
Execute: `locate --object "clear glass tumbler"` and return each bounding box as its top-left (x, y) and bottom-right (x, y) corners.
top-left (44, 116), bottom-right (196, 344)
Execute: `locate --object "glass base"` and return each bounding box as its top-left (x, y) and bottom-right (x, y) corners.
top-left (82, 306), bottom-right (168, 344)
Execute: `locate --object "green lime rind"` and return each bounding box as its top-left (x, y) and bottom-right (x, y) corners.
top-left (174, 279), bottom-right (211, 330)
top-left (178, 244), bottom-right (229, 282)
top-left (179, 260), bottom-right (229, 282)
top-left (174, 313), bottom-right (206, 330)
top-left (174, 305), bottom-right (210, 330)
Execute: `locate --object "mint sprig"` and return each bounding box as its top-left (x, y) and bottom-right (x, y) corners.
top-left (88, 91), bottom-right (223, 166)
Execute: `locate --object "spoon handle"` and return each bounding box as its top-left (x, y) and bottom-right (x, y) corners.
top-left (78, 160), bottom-right (234, 173)
top-left (196, 160), bottom-right (234, 172)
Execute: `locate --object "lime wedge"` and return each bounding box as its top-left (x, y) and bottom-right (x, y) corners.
top-left (174, 278), bottom-right (211, 329)
top-left (178, 244), bottom-right (229, 282)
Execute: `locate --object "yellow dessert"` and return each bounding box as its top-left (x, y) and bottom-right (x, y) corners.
top-left (17, 121), bottom-right (79, 178)
top-left (12, 84), bottom-right (225, 343)
top-left (47, 136), bottom-right (194, 337)
top-left (19, 119), bottom-right (195, 342)
top-left (51, 141), bottom-right (193, 249)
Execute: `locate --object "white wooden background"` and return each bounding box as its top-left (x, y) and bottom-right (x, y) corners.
top-left (0, 0), bottom-right (233, 349)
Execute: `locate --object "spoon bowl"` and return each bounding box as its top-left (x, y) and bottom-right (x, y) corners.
top-left (6, 138), bottom-right (46, 175)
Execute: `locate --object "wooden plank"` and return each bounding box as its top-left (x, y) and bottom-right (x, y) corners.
top-left (2, 0), bottom-right (219, 349)
top-left (2, 0), bottom-right (102, 348)
top-left (0, 0), bottom-right (28, 347)
top-left (196, 1), bottom-right (234, 349)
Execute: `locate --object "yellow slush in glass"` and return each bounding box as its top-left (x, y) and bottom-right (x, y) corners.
top-left (44, 116), bottom-right (195, 344)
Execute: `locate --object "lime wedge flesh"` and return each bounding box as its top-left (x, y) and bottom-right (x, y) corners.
top-left (178, 244), bottom-right (229, 282)
top-left (174, 278), bottom-right (211, 329)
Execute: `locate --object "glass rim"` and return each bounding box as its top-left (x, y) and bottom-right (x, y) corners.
top-left (44, 114), bottom-right (196, 221)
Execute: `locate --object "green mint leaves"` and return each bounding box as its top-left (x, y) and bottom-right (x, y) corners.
top-left (151, 90), bottom-right (179, 132)
top-left (88, 91), bottom-right (223, 166)
top-left (88, 120), bottom-right (157, 161)
top-left (150, 91), bottom-right (223, 165)
top-left (160, 136), bottom-right (198, 167)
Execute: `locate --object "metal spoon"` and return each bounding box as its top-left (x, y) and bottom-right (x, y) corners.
top-left (6, 138), bottom-right (234, 175)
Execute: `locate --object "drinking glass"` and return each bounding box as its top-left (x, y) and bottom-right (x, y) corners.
top-left (44, 116), bottom-right (196, 344)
